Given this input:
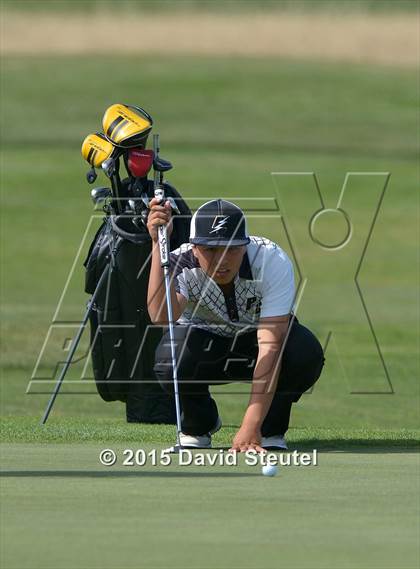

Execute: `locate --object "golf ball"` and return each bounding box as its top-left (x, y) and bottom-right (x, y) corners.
top-left (262, 464), bottom-right (278, 477)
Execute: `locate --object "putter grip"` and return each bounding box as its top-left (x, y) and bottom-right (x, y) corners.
top-left (157, 224), bottom-right (169, 267)
top-left (154, 188), bottom-right (169, 267)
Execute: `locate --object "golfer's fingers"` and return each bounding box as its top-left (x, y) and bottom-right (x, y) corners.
top-left (149, 212), bottom-right (171, 225)
top-left (150, 205), bottom-right (169, 215)
top-left (150, 211), bottom-right (168, 221)
top-left (247, 443), bottom-right (265, 453)
top-left (243, 444), bottom-right (265, 453)
top-left (149, 198), bottom-right (172, 210)
top-left (229, 444), bottom-right (259, 453)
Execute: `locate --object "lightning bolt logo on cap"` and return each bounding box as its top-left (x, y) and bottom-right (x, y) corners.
top-left (189, 199), bottom-right (250, 247)
top-left (209, 216), bottom-right (230, 234)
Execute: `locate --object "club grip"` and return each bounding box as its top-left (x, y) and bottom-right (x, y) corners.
top-left (157, 224), bottom-right (169, 267)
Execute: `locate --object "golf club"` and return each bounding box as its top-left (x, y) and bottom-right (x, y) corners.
top-left (153, 133), bottom-right (183, 451)
top-left (127, 148), bottom-right (154, 178)
top-left (102, 103), bottom-right (153, 148)
top-left (43, 108), bottom-right (172, 424)
top-left (81, 132), bottom-right (115, 185)
top-left (91, 187), bottom-right (112, 210)
top-left (81, 132), bottom-right (125, 213)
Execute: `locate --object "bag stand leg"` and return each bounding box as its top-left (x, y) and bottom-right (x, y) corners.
top-left (40, 264), bottom-right (111, 424)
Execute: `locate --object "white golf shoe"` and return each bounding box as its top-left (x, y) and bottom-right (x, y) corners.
top-left (166, 416), bottom-right (222, 452)
top-left (261, 434), bottom-right (288, 450)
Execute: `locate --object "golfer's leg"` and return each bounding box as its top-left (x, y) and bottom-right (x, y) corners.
top-left (261, 319), bottom-right (325, 437)
top-left (154, 326), bottom-right (222, 436)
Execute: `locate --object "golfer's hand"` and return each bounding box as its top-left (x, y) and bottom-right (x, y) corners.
top-left (229, 424), bottom-right (264, 453)
top-left (147, 197), bottom-right (173, 243)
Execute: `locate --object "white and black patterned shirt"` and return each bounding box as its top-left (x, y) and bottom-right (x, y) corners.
top-left (169, 236), bottom-right (295, 337)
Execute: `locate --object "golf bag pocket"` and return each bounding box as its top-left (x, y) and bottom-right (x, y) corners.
top-left (84, 220), bottom-right (108, 294)
top-left (89, 305), bottom-right (129, 402)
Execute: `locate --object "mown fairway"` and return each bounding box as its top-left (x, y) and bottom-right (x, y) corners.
top-left (1, 7), bottom-right (419, 568)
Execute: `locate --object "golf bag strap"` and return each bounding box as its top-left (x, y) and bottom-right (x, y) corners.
top-left (110, 216), bottom-right (151, 245)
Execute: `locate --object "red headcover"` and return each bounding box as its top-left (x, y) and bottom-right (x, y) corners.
top-left (127, 148), bottom-right (154, 178)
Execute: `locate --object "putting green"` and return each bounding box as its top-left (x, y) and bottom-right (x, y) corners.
top-left (1, 443), bottom-right (418, 569)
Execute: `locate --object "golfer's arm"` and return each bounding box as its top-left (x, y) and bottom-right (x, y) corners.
top-left (147, 243), bottom-right (187, 324)
top-left (242, 316), bottom-right (289, 428)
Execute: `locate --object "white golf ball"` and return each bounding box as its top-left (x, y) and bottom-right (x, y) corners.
top-left (262, 464), bottom-right (278, 477)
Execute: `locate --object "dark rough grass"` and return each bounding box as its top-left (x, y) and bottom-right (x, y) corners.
top-left (1, 416), bottom-right (419, 448)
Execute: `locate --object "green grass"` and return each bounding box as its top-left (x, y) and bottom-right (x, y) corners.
top-left (1, 443), bottom-right (419, 569)
top-left (1, 416), bottom-right (419, 446)
top-left (4, 0), bottom-right (419, 14)
top-left (1, 51), bottom-right (419, 569)
top-left (1, 55), bottom-right (418, 429)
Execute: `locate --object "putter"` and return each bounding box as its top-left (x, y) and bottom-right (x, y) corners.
top-left (153, 133), bottom-right (183, 451)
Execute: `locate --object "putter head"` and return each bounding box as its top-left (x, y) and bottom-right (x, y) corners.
top-left (165, 444), bottom-right (184, 454)
top-left (103, 103), bottom-right (153, 148)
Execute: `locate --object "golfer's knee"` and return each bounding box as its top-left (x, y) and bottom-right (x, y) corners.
top-left (293, 343), bottom-right (324, 387)
top-left (281, 324), bottom-right (325, 391)
top-left (154, 358), bottom-right (193, 394)
top-left (154, 362), bottom-right (176, 393)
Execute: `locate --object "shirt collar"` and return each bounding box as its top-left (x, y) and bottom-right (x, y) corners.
top-left (238, 251), bottom-right (253, 280)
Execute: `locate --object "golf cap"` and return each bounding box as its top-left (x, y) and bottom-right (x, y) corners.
top-left (189, 199), bottom-right (250, 247)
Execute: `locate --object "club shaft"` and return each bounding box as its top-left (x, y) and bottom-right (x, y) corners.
top-left (153, 133), bottom-right (182, 446)
top-left (163, 267), bottom-right (182, 445)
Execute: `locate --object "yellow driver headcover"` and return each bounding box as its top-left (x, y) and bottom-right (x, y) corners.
top-left (81, 133), bottom-right (115, 168)
top-left (102, 104), bottom-right (153, 148)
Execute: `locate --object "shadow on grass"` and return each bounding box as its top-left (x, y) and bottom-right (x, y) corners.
top-left (213, 442), bottom-right (419, 454)
top-left (0, 470), bottom-right (259, 478)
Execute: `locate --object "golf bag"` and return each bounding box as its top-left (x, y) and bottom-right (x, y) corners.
top-left (84, 179), bottom-right (191, 423)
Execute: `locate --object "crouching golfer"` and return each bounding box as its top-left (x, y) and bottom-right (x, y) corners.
top-left (147, 198), bottom-right (324, 452)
